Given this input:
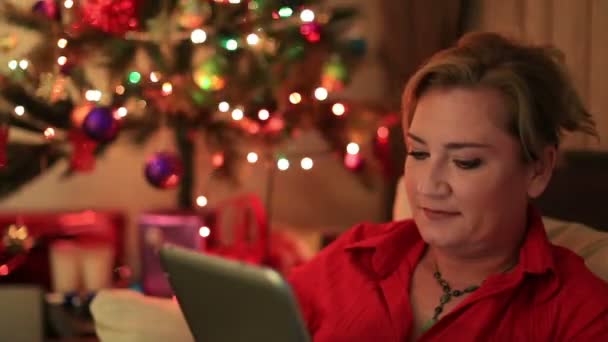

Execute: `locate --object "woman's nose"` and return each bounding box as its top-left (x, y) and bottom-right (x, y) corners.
top-left (416, 164), bottom-right (450, 198)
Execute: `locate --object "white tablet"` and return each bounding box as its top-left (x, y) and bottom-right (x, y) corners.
top-left (159, 244), bottom-right (311, 342)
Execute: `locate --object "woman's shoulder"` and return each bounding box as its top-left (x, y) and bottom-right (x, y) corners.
top-left (551, 245), bottom-right (608, 295)
top-left (288, 219), bottom-right (417, 279)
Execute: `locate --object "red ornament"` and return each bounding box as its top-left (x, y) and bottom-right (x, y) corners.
top-left (300, 22), bottom-right (321, 43)
top-left (69, 129), bottom-right (98, 172)
top-left (0, 125), bottom-right (8, 169)
top-left (81, 0), bottom-right (139, 36)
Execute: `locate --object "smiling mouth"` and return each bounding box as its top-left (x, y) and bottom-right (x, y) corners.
top-left (421, 207), bottom-right (460, 220)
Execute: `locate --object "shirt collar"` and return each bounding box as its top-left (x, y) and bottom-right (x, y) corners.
top-left (344, 220), bottom-right (424, 279)
top-left (343, 206), bottom-right (557, 281)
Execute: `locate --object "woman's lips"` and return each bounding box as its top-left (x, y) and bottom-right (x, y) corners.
top-left (422, 208), bottom-right (460, 220)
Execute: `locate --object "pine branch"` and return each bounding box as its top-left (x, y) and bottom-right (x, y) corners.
top-left (0, 143), bottom-right (64, 199)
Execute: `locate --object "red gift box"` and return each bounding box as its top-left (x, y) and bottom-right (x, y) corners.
top-left (0, 210), bottom-right (125, 290)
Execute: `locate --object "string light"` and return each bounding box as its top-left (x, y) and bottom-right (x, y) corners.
top-left (57, 56), bottom-right (67, 66)
top-left (277, 157), bottom-right (290, 171)
top-left (18, 60), bottom-right (29, 70)
top-left (85, 90), bottom-right (102, 102)
top-left (289, 92), bottom-right (302, 104)
top-left (344, 153), bottom-right (362, 170)
top-left (64, 0), bottom-right (74, 9)
top-left (116, 107), bottom-right (128, 118)
top-left (128, 71), bottom-right (142, 84)
top-left (300, 9), bottom-right (315, 22)
top-left (229, 0), bottom-right (241, 3)
top-left (14, 106), bottom-right (25, 116)
top-left (246, 33), bottom-right (260, 46)
top-left (332, 103), bottom-right (346, 116)
top-left (346, 142), bottom-right (360, 155)
top-left (0, 265), bottom-right (8, 276)
top-left (377, 126), bottom-right (389, 140)
top-left (44, 127), bottom-right (56, 139)
top-left (300, 157), bottom-right (314, 170)
top-left (247, 152), bottom-right (258, 163)
top-left (314, 87), bottom-right (328, 101)
top-left (225, 39), bottom-right (238, 51)
top-left (199, 226), bottom-right (211, 238)
top-left (258, 109), bottom-right (270, 121)
top-left (57, 38), bottom-right (68, 49)
top-left (8, 60), bottom-right (18, 70)
top-left (115, 85), bottom-right (126, 95)
top-left (196, 195), bottom-right (208, 207)
top-left (218, 101), bottom-right (230, 112)
top-left (231, 108), bottom-right (244, 121)
top-left (161, 82), bottom-right (173, 96)
top-left (149, 72), bottom-right (160, 83)
top-left (212, 153), bottom-right (224, 168)
top-left (278, 7), bottom-right (293, 18)
top-left (191, 29), bottom-right (207, 44)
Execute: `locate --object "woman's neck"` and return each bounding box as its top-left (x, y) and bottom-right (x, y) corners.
top-left (425, 245), bottom-right (520, 287)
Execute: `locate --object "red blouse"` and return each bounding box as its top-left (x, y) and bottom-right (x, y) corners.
top-left (288, 209), bottom-right (608, 341)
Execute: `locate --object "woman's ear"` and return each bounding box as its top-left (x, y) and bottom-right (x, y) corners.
top-left (527, 146), bottom-right (557, 198)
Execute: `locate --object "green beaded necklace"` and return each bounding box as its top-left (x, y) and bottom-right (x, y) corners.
top-left (420, 261), bottom-right (517, 333)
top-left (420, 269), bottom-right (480, 332)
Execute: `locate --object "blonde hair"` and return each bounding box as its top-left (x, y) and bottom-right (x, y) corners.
top-left (402, 32), bottom-right (597, 161)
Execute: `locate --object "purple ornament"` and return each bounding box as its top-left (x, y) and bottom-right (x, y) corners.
top-left (32, 0), bottom-right (61, 21)
top-left (144, 152), bottom-right (183, 189)
top-left (82, 107), bottom-right (120, 142)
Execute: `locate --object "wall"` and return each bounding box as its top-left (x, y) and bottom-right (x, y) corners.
top-left (464, 0), bottom-right (608, 150)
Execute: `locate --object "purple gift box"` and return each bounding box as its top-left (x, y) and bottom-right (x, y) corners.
top-left (139, 211), bottom-right (205, 297)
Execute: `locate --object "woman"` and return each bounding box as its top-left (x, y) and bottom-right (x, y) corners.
top-left (288, 32), bottom-right (608, 341)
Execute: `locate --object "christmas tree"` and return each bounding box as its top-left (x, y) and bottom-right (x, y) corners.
top-left (0, 0), bottom-right (393, 209)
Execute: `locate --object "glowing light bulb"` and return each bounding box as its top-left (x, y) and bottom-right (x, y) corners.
top-left (258, 109), bottom-right (270, 121)
top-left (199, 226), bottom-right (211, 237)
top-left (300, 157), bottom-right (313, 170)
top-left (346, 142), bottom-right (360, 155)
top-left (247, 152), bottom-right (258, 163)
top-left (377, 126), bottom-right (389, 140)
top-left (231, 108), bottom-right (244, 121)
top-left (246, 33), bottom-right (260, 45)
top-left (64, 0), bottom-right (74, 9)
top-left (149, 72), bottom-right (160, 83)
top-left (116, 107), bottom-right (128, 118)
top-left (19, 60), bottom-right (29, 70)
top-left (277, 158), bottom-right (290, 171)
top-left (289, 92), bottom-right (302, 104)
top-left (8, 60), bottom-right (18, 70)
top-left (85, 90), bottom-right (102, 102)
top-left (115, 85), bottom-right (126, 95)
top-left (196, 195), bottom-right (208, 207)
top-left (300, 9), bottom-right (315, 22)
top-left (44, 127), bottom-right (56, 139)
top-left (14, 106), bottom-right (25, 116)
top-left (57, 38), bottom-right (68, 49)
top-left (161, 82), bottom-right (173, 95)
top-left (217, 101), bottom-right (230, 112)
top-left (332, 103), bottom-right (346, 116)
top-left (225, 39), bottom-right (238, 51)
top-left (212, 153), bottom-right (224, 168)
top-left (314, 87), bottom-right (328, 101)
top-left (278, 7), bottom-right (293, 18)
top-left (57, 56), bottom-right (67, 66)
top-left (191, 29), bottom-right (207, 44)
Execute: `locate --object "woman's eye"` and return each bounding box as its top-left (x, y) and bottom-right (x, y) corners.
top-left (454, 158), bottom-right (482, 169)
top-left (407, 151), bottom-right (429, 160)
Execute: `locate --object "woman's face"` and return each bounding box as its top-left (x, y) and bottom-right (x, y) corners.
top-left (403, 86), bottom-right (551, 252)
